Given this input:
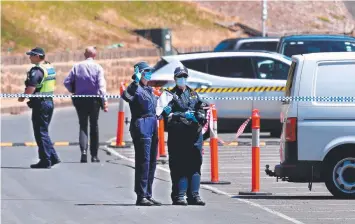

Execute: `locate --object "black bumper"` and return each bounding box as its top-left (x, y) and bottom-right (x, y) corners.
top-left (266, 162), bottom-right (323, 183)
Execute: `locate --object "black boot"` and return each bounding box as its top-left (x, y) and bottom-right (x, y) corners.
top-left (136, 198), bottom-right (154, 206)
top-left (172, 199), bottom-right (188, 206)
top-left (50, 157), bottom-right (61, 166)
top-left (187, 197), bottom-right (206, 206)
top-left (80, 151), bottom-right (87, 163)
top-left (147, 197), bottom-right (162, 206)
top-left (30, 160), bottom-right (51, 169)
top-left (91, 156), bottom-right (100, 163)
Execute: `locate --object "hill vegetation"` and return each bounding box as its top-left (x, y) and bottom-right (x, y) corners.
top-left (1, 1), bottom-right (237, 54)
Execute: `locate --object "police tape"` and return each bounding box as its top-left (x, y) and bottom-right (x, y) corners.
top-left (2, 93), bottom-right (355, 102)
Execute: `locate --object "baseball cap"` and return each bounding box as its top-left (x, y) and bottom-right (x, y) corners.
top-left (174, 66), bottom-right (189, 77)
top-left (26, 47), bottom-right (45, 56)
top-left (134, 61), bottom-right (153, 72)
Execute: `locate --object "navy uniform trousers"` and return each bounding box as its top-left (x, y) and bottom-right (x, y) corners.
top-left (130, 116), bottom-right (158, 199)
top-left (168, 123), bottom-right (203, 202)
top-left (165, 86), bottom-right (205, 202)
top-left (31, 99), bottom-right (60, 164)
top-left (122, 81), bottom-right (158, 199)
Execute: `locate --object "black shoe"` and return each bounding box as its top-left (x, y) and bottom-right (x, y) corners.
top-left (80, 154), bottom-right (87, 163)
top-left (30, 161), bottom-right (51, 169)
top-left (136, 198), bottom-right (154, 206)
top-left (187, 197), bottom-right (206, 206)
top-left (51, 157), bottom-right (61, 166)
top-left (147, 198), bottom-right (162, 206)
top-left (172, 199), bottom-right (188, 206)
top-left (91, 156), bottom-right (100, 163)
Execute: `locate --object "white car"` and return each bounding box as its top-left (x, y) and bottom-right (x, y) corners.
top-left (265, 52), bottom-right (355, 198)
top-left (149, 51), bottom-right (292, 136)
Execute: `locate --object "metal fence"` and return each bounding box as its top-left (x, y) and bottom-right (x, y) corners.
top-left (1, 46), bottom-right (215, 65)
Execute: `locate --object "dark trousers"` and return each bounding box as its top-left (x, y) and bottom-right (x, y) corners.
top-left (31, 99), bottom-right (59, 164)
top-left (130, 117), bottom-right (158, 199)
top-left (73, 98), bottom-right (101, 156)
top-left (168, 124), bottom-right (203, 201)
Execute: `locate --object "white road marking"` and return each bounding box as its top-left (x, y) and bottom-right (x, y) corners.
top-left (300, 218), bottom-right (355, 220)
top-left (103, 144), bottom-right (304, 224)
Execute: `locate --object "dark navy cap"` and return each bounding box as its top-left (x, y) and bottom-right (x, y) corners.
top-left (134, 61), bottom-right (153, 72)
top-left (26, 47), bottom-right (45, 56)
top-left (174, 66), bottom-right (188, 77)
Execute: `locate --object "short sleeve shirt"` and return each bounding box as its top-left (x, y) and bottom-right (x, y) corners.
top-left (26, 67), bottom-right (44, 87)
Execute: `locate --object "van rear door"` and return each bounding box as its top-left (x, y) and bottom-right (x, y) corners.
top-left (280, 59), bottom-right (301, 163)
top-left (297, 59), bottom-right (355, 161)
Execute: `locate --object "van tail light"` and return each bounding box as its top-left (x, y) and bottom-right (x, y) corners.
top-left (285, 117), bottom-right (297, 142)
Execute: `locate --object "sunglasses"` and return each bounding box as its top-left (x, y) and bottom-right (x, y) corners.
top-left (142, 70), bottom-right (152, 76)
top-left (175, 73), bottom-right (188, 78)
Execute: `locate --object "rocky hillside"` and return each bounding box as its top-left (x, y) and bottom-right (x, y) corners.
top-left (197, 1), bottom-right (355, 36)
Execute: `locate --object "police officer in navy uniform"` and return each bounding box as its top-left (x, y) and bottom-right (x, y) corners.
top-left (161, 65), bottom-right (208, 206)
top-left (18, 47), bottom-right (61, 169)
top-left (121, 61), bottom-right (162, 206)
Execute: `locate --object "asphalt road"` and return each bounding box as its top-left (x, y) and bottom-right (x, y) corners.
top-left (2, 102), bottom-right (291, 224)
top-left (2, 102), bottom-right (355, 224)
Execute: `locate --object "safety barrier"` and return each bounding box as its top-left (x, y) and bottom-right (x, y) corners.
top-left (201, 104), bottom-right (231, 185)
top-left (111, 82), bottom-right (128, 148)
top-left (239, 109), bottom-right (271, 196)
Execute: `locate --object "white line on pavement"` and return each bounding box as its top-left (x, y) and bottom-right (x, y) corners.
top-left (299, 218), bottom-right (355, 220)
top-left (265, 203), bottom-right (355, 207)
top-left (102, 143), bottom-right (304, 224)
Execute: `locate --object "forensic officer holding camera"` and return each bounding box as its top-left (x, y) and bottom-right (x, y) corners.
top-left (161, 65), bottom-right (209, 206)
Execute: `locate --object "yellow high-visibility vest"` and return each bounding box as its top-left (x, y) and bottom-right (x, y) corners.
top-left (29, 63), bottom-right (56, 94)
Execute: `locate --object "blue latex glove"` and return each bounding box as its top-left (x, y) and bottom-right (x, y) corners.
top-left (163, 106), bottom-right (172, 114)
top-left (134, 66), bottom-right (141, 83)
top-left (185, 111), bottom-right (198, 122)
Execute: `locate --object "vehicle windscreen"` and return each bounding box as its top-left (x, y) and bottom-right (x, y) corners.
top-left (153, 59), bottom-right (168, 72)
top-left (282, 40), bottom-right (355, 57)
top-left (213, 40), bottom-right (235, 52)
top-left (238, 41), bottom-right (278, 52)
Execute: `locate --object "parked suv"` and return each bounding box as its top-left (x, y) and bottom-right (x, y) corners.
top-left (214, 37), bottom-right (280, 52)
top-left (265, 52), bottom-right (355, 198)
top-left (276, 34), bottom-right (355, 57)
top-left (150, 51), bottom-right (291, 135)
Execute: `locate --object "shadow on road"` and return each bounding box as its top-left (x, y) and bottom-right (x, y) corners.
top-left (1, 166), bottom-right (32, 169)
top-left (232, 195), bottom-right (349, 200)
top-left (75, 203), bottom-right (173, 206)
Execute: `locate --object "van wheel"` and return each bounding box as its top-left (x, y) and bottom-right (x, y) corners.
top-left (324, 153), bottom-right (355, 198)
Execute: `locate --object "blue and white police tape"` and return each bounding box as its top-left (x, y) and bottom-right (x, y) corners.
top-left (1, 93), bottom-right (355, 102)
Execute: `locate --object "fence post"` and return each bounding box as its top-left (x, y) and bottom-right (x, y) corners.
top-left (201, 104), bottom-right (231, 185)
top-left (239, 109), bottom-right (271, 195)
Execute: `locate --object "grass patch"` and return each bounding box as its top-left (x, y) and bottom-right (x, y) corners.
top-left (1, 1), bottom-right (228, 53)
top-left (330, 13), bottom-right (345, 20)
top-left (317, 16), bottom-right (331, 23)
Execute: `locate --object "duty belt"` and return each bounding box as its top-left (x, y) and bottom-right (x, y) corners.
top-left (133, 114), bottom-right (155, 119)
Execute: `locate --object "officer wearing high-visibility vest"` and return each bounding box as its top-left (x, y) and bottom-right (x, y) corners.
top-left (18, 47), bottom-right (61, 169)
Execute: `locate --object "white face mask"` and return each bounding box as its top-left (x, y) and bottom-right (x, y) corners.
top-left (176, 77), bottom-right (186, 87)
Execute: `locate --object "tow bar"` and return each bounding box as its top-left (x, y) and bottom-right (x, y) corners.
top-left (265, 165), bottom-right (276, 177)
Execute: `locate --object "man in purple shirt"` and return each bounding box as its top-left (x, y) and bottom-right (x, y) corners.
top-left (64, 46), bottom-right (108, 163)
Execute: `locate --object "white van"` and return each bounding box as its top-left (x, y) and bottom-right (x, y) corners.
top-left (265, 52), bottom-right (355, 198)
